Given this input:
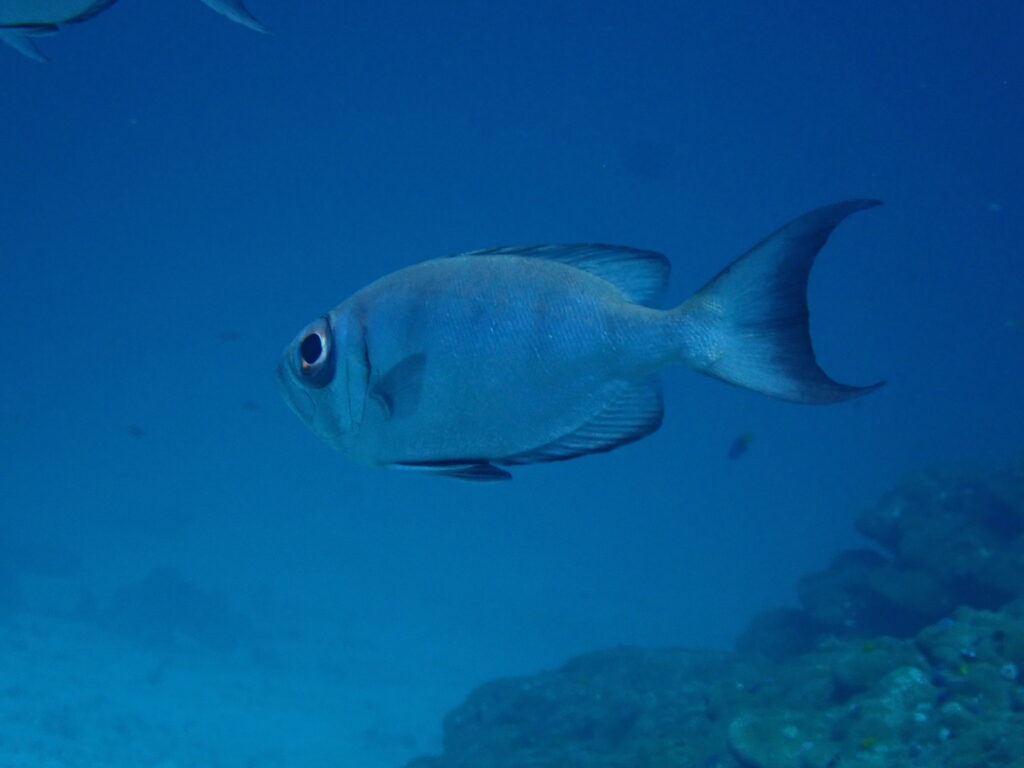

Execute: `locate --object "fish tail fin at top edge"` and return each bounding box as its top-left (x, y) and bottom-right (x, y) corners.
top-left (673, 199), bottom-right (885, 404)
top-left (198, 0), bottom-right (269, 33)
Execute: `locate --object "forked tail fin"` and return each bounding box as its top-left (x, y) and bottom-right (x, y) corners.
top-left (676, 199), bottom-right (885, 404)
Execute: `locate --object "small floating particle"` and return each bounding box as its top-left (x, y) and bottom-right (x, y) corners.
top-left (727, 432), bottom-right (754, 460)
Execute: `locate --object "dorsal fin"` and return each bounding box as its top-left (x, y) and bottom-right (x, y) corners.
top-left (452, 244), bottom-right (670, 307)
top-left (499, 377), bottom-right (664, 466)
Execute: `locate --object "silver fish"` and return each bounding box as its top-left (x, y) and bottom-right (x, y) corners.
top-left (277, 200), bottom-right (884, 481)
top-left (0, 0), bottom-right (265, 61)
top-left (0, 0), bottom-right (117, 61)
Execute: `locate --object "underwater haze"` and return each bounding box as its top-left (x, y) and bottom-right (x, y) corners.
top-left (1, 1), bottom-right (1022, 766)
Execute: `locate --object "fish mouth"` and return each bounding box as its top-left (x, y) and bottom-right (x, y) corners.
top-left (276, 360), bottom-right (316, 423)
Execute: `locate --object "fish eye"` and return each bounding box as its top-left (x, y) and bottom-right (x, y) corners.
top-left (301, 332), bottom-right (325, 365)
top-left (296, 317), bottom-right (334, 388)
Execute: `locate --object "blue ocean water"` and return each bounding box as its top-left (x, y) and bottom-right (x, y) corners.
top-left (1, 1), bottom-right (1021, 765)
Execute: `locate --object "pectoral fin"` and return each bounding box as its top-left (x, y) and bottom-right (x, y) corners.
top-left (371, 353), bottom-right (426, 421)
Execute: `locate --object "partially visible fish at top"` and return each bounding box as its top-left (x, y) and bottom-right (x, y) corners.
top-left (0, 0), bottom-right (116, 61)
top-left (0, 0), bottom-right (266, 62)
top-left (277, 201), bottom-right (886, 482)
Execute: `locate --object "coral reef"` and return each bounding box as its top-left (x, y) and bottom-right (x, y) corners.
top-left (409, 647), bottom-right (750, 768)
top-left (746, 455), bottom-right (1024, 652)
top-left (408, 455), bottom-right (1024, 767)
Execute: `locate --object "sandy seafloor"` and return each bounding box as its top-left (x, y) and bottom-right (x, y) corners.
top-left (0, 610), bottom-right (462, 768)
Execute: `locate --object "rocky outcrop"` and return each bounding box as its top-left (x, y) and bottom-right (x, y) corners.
top-left (745, 455), bottom-right (1024, 651)
top-left (409, 605), bottom-right (1024, 768)
top-left (408, 455), bottom-right (1024, 768)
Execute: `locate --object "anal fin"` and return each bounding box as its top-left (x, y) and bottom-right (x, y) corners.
top-left (501, 377), bottom-right (664, 465)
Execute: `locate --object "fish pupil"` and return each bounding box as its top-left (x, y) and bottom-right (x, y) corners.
top-left (300, 333), bottom-right (324, 365)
